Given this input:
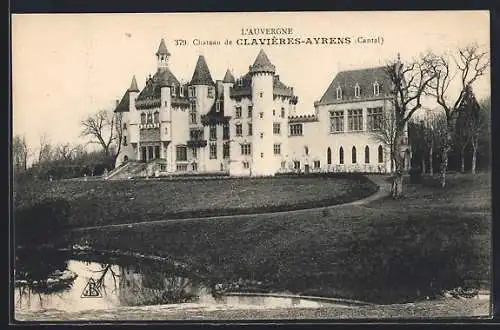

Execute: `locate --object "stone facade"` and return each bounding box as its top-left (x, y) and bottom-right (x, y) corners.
top-left (114, 39), bottom-right (409, 176)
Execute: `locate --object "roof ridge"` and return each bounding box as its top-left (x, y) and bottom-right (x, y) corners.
top-left (250, 49), bottom-right (275, 74)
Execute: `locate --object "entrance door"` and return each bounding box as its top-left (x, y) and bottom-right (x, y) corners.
top-left (304, 164), bottom-right (310, 174)
top-left (141, 147), bottom-right (147, 162)
top-left (148, 146), bottom-right (154, 161)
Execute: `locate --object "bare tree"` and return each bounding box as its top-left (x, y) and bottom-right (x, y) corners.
top-left (370, 112), bottom-right (397, 172)
top-left (425, 44), bottom-right (489, 187)
top-left (81, 110), bottom-right (116, 157)
top-left (38, 133), bottom-right (53, 164)
top-left (470, 97), bottom-right (490, 174)
top-left (13, 135), bottom-right (29, 173)
top-left (53, 143), bottom-right (76, 161)
top-left (385, 54), bottom-right (437, 198)
top-left (424, 111), bottom-right (448, 176)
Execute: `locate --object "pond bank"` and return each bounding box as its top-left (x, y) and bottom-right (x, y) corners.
top-left (15, 296), bottom-right (490, 321)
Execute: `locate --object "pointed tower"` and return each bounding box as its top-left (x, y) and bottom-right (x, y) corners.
top-left (128, 75), bottom-right (139, 111)
top-left (190, 55), bottom-right (214, 86)
top-left (222, 68), bottom-right (236, 84)
top-left (250, 49), bottom-right (276, 176)
top-left (156, 38), bottom-right (171, 70)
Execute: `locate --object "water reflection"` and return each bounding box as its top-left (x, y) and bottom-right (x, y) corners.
top-left (15, 257), bottom-right (348, 315)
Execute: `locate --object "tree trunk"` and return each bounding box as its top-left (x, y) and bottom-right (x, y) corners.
top-left (441, 148), bottom-right (448, 188)
top-left (429, 145), bottom-right (433, 176)
top-left (471, 138), bottom-right (478, 175)
top-left (391, 134), bottom-right (405, 199)
top-left (421, 157), bottom-right (426, 174)
top-left (460, 148), bottom-right (465, 173)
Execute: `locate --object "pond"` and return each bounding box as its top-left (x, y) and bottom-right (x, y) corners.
top-left (14, 252), bottom-right (356, 315)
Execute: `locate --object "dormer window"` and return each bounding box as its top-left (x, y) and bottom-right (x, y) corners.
top-left (180, 86), bottom-right (185, 97)
top-left (188, 86), bottom-right (196, 98)
top-left (373, 81), bottom-right (380, 96)
top-left (208, 87), bottom-right (214, 98)
top-left (171, 86), bottom-right (176, 97)
top-left (336, 86), bottom-right (342, 100)
top-left (237, 79), bottom-right (243, 87)
top-left (354, 83), bottom-right (360, 98)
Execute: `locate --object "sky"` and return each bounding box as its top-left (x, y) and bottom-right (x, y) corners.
top-left (12, 11), bottom-right (490, 155)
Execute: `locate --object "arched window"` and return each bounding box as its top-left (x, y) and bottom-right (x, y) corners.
top-left (352, 146), bottom-right (357, 164)
top-left (147, 113), bottom-right (153, 124)
top-left (354, 83), bottom-right (360, 98)
top-left (336, 86), bottom-right (342, 100)
top-left (141, 113), bottom-right (146, 124)
top-left (327, 147), bottom-right (332, 165)
top-left (373, 81), bottom-right (380, 96)
top-left (365, 146), bottom-right (370, 164)
top-left (339, 147), bottom-right (344, 165)
top-left (378, 145), bottom-right (384, 163)
top-left (123, 155), bottom-right (129, 163)
top-left (153, 111), bottom-right (160, 123)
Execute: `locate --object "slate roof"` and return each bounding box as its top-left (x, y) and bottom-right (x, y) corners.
top-left (201, 81), bottom-right (230, 125)
top-left (114, 91), bottom-right (130, 113)
top-left (136, 68), bottom-right (180, 103)
top-left (190, 55), bottom-right (215, 85)
top-left (250, 49), bottom-right (276, 74)
top-left (222, 69), bottom-right (235, 83)
top-left (129, 75), bottom-right (139, 92)
top-left (317, 66), bottom-right (391, 105)
top-left (155, 38), bottom-right (171, 56)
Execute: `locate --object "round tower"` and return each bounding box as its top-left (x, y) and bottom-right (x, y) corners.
top-left (250, 49), bottom-right (276, 176)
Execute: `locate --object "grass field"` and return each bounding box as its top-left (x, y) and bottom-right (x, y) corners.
top-left (66, 172), bottom-right (492, 304)
top-left (14, 174), bottom-right (377, 228)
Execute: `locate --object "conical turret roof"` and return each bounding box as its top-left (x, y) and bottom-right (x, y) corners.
top-left (128, 75), bottom-right (139, 92)
top-left (250, 49), bottom-right (275, 74)
top-left (155, 38), bottom-right (171, 56)
top-left (190, 55), bottom-right (214, 85)
top-left (222, 68), bottom-right (235, 83)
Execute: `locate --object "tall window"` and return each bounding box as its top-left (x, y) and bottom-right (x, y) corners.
top-left (304, 146), bottom-right (309, 156)
top-left (365, 146), bottom-right (370, 164)
top-left (141, 113), bottom-right (146, 124)
top-left (223, 123), bottom-right (229, 140)
top-left (352, 146), bottom-right (357, 164)
top-left (243, 161), bottom-right (249, 169)
top-left (336, 86), bottom-right (342, 100)
top-left (216, 101), bottom-right (221, 112)
top-left (327, 147), bottom-right (332, 165)
top-left (354, 83), bottom-right (360, 98)
top-left (188, 86), bottom-right (196, 97)
top-left (223, 141), bottom-right (230, 158)
top-left (248, 123), bottom-right (253, 136)
top-left (273, 143), bottom-right (281, 155)
top-left (190, 128), bottom-right (202, 141)
top-left (273, 123), bottom-right (281, 135)
top-left (153, 111), bottom-right (159, 123)
top-left (123, 136), bottom-right (127, 146)
top-left (281, 107), bottom-right (285, 118)
top-left (314, 160), bottom-right (320, 169)
top-left (210, 124), bottom-right (217, 140)
top-left (378, 145), bottom-right (384, 163)
top-left (123, 123), bottom-right (127, 130)
top-left (235, 106), bottom-right (242, 119)
top-left (176, 145), bottom-right (187, 161)
top-left (247, 106), bottom-right (253, 118)
top-left (192, 147), bottom-right (197, 158)
top-left (348, 109), bottom-right (363, 131)
top-left (235, 124), bottom-right (242, 136)
top-left (147, 113), bottom-right (153, 124)
top-left (373, 81), bottom-right (380, 96)
top-left (339, 147), bottom-right (344, 165)
top-left (179, 85), bottom-right (184, 97)
top-left (329, 111), bottom-right (344, 133)
top-left (192, 162), bottom-right (198, 171)
top-left (210, 143), bottom-right (217, 159)
top-left (189, 101), bottom-right (197, 124)
top-left (290, 123), bottom-right (303, 136)
top-left (171, 86), bottom-right (176, 97)
top-left (241, 143), bottom-right (251, 155)
top-left (208, 87), bottom-right (214, 98)
top-left (294, 161), bottom-right (300, 170)
top-left (367, 107), bottom-right (383, 131)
